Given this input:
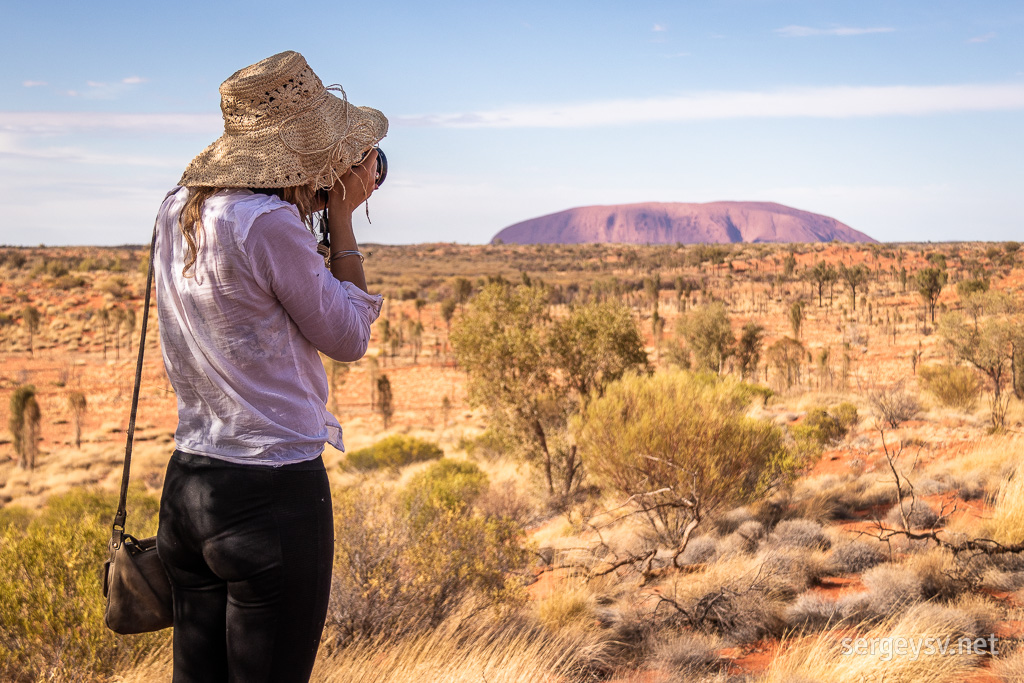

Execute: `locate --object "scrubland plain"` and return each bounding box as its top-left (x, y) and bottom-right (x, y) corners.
top-left (2, 240), bottom-right (1023, 682)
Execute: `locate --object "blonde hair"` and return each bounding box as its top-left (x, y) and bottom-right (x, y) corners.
top-left (178, 185), bottom-right (319, 277)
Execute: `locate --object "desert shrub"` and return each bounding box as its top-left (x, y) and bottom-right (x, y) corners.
top-left (647, 632), bottom-right (725, 678)
top-left (401, 459), bottom-right (490, 522)
top-left (784, 592), bottom-right (841, 631)
top-left (903, 549), bottom-right (971, 601)
top-left (885, 499), bottom-right (941, 530)
top-left (0, 488), bottom-right (165, 682)
top-left (676, 535), bottom-right (718, 565)
top-left (919, 364), bottom-right (983, 410)
top-left (832, 402), bottom-right (859, 430)
top-left (792, 408), bottom-right (849, 450)
top-left (576, 369), bottom-right (797, 547)
top-left (981, 568), bottom-right (1024, 592)
top-left (0, 505), bottom-right (33, 532)
top-left (98, 275), bottom-right (130, 298)
top-left (767, 519), bottom-right (832, 551)
top-left (915, 477), bottom-right (953, 495)
top-left (734, 520), bottom-right (766, 544)
top-left (868, 379), bottom-right (921, 428)
top-left (53, 274), bottom-right (86, 290)
top-left (827, 541), bottom-right (886, 574)
top-left (328, 478), bottom-right (528, 646)
top-left (662, 562), bottom-right (788, 643)
top-left (755, 547), bottom-right (830, 595)
top-left (714, 506), bottom-right (756, 534)
top-left (344, 434), bottom-right (443, 472)
top-left (457, 428), bottom-right (509, 459)
top-left (840, 563), bottom-right (923, 622)
top-left (475, 480), bottom-right (536, 527)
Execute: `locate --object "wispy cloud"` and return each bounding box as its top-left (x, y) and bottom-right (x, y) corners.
top-left (652, 23), bottom-right (667, 32)
top-left (22, 80), bottom-right (47, 88)
top-left (776, 25), bottom-right (895, 38)
top-left (969, 32), bottom-right (996, 43)
top-left (66, 76), bottom-right (150, 100)
top-left (0, 111), bottom-right (221, 135)
top-left (396, 83), bottom-right (1024, 129)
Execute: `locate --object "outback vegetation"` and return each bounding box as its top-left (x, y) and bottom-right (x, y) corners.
top-left (1, 240), bottom-right (1023, 682)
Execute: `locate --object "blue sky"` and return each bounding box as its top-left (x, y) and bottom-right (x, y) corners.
top-left (0, 0), bottom-right (1021, 245)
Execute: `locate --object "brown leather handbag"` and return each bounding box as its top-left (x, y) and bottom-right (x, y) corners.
top-left (102, 223), bottom-right (173, 634)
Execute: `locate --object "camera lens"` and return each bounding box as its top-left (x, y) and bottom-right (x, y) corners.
top-left (375, 148), bottom-right (388, 187)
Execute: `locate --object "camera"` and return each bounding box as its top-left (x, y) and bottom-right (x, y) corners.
top-left (355, 146), bottom-right (387, 188)
top-left (374, 147), bottom-right (388, 187)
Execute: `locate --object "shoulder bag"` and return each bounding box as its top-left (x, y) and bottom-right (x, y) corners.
top-left (102, 222), bottom-right (173, 634)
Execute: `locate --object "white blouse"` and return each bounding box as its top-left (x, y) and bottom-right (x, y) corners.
top-left (154, 187), bottom-right (382, 466)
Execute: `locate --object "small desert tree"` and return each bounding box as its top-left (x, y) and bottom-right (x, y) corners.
top-left (789, 300), bottom-right (805, 339)
top-left (735, 322), bottom-right (764, 381)
top-left (377, 374), bottom-right (393, 429)
top-left (22, 305), bottom-right (40, 356)
top-left (439, 299), bottom-right (456, 355)
top-left (677, 301), bottom-right (734, 375)
top-left (68, 391), bottom-right (87, 449)
top-left (767, 336), bottom-right (805, 390)
top-left (451, 281), bottom-right (647, 498)
top-left (838, 263), bottom-right (869, 312)
top-left (809, 261), bottom-right (837, 307)
top-left (940, 311), bottom-right (1019, 429)
top-left (916, 267), bottom-right (948, 324)
top-left (575, 369), bottom-right (795, 555)
top-left (10, 385), bottom-right (41, 469)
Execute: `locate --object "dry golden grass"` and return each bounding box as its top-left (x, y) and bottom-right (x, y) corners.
top-left (312, 617), bottom-right (588, 683)
top-left (926, 434), bottom-right (1023, 496)
top-left (114, 610), bottom-right (600, 683)
top-left (757, 603), bottom-right (987, 683)
top-left (980, 463), bottom-right (1024, 546)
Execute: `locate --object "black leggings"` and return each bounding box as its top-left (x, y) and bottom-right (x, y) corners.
top-left (157, 450), bottom-right (334, 683)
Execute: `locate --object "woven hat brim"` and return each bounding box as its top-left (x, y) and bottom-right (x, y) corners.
top-left (179, 95), bottom-right (388, 189)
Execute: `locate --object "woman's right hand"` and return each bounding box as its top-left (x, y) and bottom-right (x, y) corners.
top-left (329, 148), bottom-right (379, 214)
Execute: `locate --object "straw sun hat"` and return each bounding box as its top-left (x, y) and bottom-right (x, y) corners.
top-left (179, 51), bottom-right (388, 190)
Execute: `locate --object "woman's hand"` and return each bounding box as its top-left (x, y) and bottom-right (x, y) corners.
top-left (324, 149), bottom-right (377, 292)
top-left (328, 148), bottom-right (378, 214)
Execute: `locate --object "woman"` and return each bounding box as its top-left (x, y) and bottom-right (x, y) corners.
top-left (154, 51), bottom-right (386, 682)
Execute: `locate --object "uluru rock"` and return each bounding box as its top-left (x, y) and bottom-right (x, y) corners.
top-left (491, 201), bottom-right (876, 245)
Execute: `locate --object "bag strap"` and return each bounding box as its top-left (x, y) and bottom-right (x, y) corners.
top-left (111, 220), bottom-right (158, 549)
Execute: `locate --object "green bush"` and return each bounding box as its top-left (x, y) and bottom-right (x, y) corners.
top-left (575, 369), bottom-right (797, 546)
top-left (344, 434), bottom-right (443, 472)
top-left (794, 408), bottom-right (847, 447)
top-left (401, 459), bottom-right (489, 521)
top-left (832, 402), bottom-right (859, 430)
top-left (0, 487), bottom-right (166, 682)
top-left (919, 364), bottom-right (983, 410)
